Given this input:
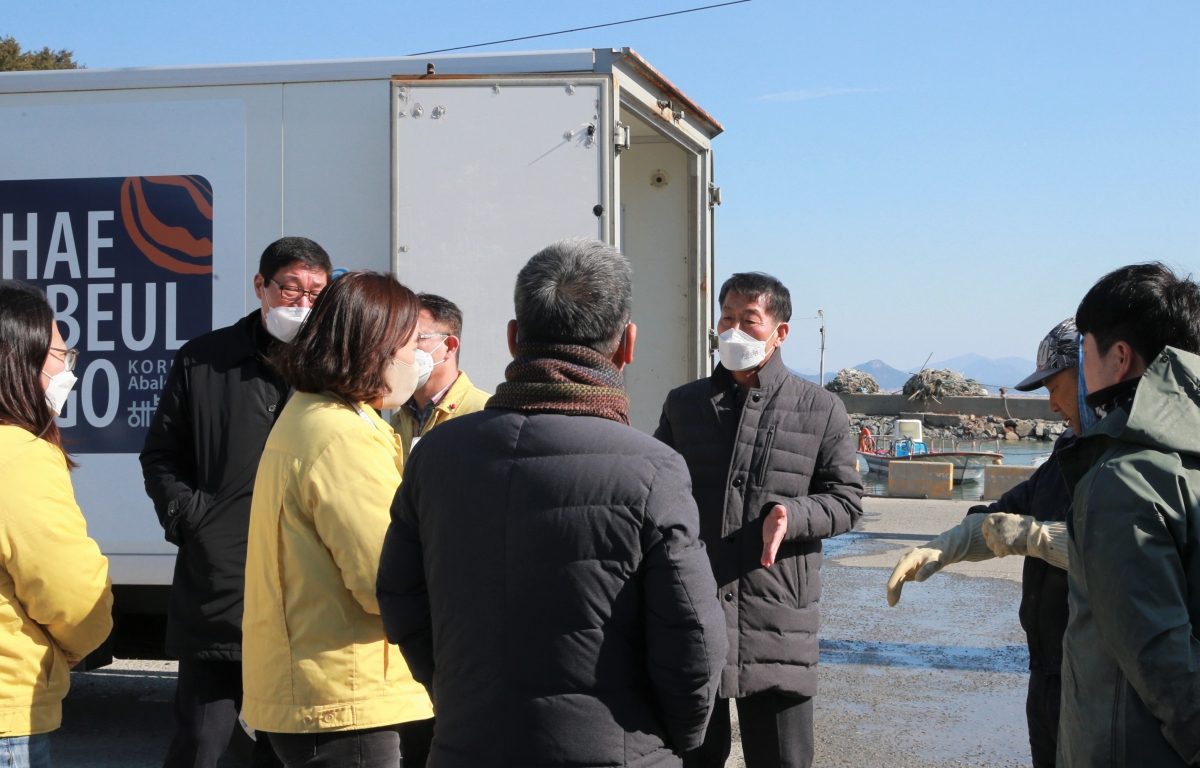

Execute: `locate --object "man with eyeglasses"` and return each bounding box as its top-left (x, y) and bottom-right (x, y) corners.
top-left (140, 237), bottom-right (331, 768)
top-left (390, 293), bottom-right (490, 467)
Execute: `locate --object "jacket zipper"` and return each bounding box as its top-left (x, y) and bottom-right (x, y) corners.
top-left (758, 425), bottom-right (777, 487)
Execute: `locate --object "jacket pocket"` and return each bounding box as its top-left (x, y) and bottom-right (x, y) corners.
top-left (757, 425), bottom-right (777, 487)
top-left (165, 489), bottom-right (213, 546)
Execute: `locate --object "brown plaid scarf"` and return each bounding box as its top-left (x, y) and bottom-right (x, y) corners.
top-left (486, 342), bottom-right (630, 425)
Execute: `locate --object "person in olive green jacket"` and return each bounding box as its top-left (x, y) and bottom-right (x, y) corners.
top-left (243, 272), bottom-right (433, 768)
top-left (0, 281), bottom-right (113, 766)
top-left (390, 294), bottom-right (490, 466)
top-left (1058, 263), bottom-right (1200, 767)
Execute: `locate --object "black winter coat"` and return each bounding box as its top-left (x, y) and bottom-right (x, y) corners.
top-left (969, 431), bottom-right (1075, 675)
top-left (654, 351), bottom-right (863, 699)
top-left (140, 312), bottom-right (290, 660)
top-left (377, 409), bottom-right (728, 768)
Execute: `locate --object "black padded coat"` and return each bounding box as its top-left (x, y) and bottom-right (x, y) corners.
top-left (377, 408), bottom-right (728, 768)
top-left (139, 312), bottom-right (290, 660)
top-left (654, 351), bottom-right (863, 699)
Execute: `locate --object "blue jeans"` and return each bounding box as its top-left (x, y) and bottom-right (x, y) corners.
top-left (0, 735), bottom-right (50, 768)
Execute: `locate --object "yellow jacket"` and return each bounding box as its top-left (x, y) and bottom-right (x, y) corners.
top-left (391, 370), bottom-right (490, 466)
top-left (243, 392), bottom-right (432, 733)
top-left (0, 426), bottom-right (113, 737)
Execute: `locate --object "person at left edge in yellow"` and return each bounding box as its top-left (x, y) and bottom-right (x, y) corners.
top-left (0, 280), bottom-right (114, 768)
top-left (242, 272), bottom-right (434, 768)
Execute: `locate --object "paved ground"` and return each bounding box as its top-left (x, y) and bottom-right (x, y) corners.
top-left (51, 497), bottom-right (1032, 767)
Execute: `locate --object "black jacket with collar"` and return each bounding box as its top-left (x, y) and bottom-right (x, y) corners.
top-left (140, 311), bottom-right (291, 660)
top-left (654, 350), bottom-right (863, 698)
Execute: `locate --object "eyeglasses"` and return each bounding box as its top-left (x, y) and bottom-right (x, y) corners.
top-left (417, 332), bottom-right (451, 350)
top-left (269, 278), bottom-right (322, 302)
top-left (50, 347), bottom-right (79, 372)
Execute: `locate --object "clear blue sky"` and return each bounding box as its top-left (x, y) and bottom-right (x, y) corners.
top-left (7, 1), bottom-right (1198, 374)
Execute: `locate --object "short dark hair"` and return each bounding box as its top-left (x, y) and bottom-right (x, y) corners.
top-left (0, 280), bottom-right (73, 466)
top-left (277, 271), bottom-right (419, 402)
top-left (719, 272), bottom-right (792, 323)
top-left (1076, 262), bottom-right (1200, 363)
top-left (258, 237), bottom-right (332, 282)
top-left (418, 294), bottom-right (463, 339)
top-left (514, 238), bottom-right (632, 354)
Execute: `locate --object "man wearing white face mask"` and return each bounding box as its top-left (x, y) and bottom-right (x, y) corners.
top-left (140, 237), bottom-right (331, 768)
top-left (390, 294), bottom-right (490, 465)
top-left (656, 272), bottom-right (863, 768)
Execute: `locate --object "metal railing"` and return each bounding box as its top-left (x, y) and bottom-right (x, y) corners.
top-left (860, 434), bottom-right (1002, 454)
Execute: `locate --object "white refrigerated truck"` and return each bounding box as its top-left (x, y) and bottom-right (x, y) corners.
top-left (0, 47), bottom-right (722, 652)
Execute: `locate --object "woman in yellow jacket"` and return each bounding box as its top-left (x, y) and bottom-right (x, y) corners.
top-left (243, 272), bottom-right (433, 768)
top-left (0, 281), bottom-right (114, 767)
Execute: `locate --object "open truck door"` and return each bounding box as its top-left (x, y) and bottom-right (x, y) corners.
top-left (392, 49), bottom-right (721, 432)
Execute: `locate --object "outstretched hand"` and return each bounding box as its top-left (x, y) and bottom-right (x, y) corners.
top-left (761, 504), bottom-right (788, 567)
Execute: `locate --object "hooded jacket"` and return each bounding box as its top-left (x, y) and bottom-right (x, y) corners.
top-left (1057, 347), bottom-right (1200, 767)
top-left (654, 350), bottom-right (863, 699)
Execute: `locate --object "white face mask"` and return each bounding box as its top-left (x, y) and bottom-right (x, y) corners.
top-left (413, 337), bottom-right (450, 389)
top-left (43, 369), bottom-right (78, 416)
top-left (264, 306), bottom-right (309, 343)
top-left (716, 325), bottom-right (780, 372)
top-left (380, 356), bottom-right (421, 410)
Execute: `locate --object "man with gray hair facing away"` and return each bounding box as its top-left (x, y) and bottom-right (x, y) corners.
top-left (656, 272), bottom-right (863, 768)
top-left (377, 237), bottom-right (728, 767)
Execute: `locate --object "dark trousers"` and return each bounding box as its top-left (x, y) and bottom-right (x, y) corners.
top-left (1027, 671), bottom-right (1061, 768)
top-left (264, 718), bottom-right (434, 768)
top-left (164, 659), bottom-right (281, 768)
top-left (684, 692), bottom-right (814, 768)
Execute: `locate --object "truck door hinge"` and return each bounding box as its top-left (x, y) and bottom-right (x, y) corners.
top-left (709, 184), bottom-right (723, 207)
top-left (615, 123), bottom-right (631, 152)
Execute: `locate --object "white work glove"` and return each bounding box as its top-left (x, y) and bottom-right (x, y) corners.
top-left (981, 513), bottom-right (1069, 569)
top-left (886, 514), bottom-right (993, 607)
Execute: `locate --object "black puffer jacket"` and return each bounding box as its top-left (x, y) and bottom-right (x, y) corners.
top-left (377, 409), bottom-right (728, 768)
top-left (140, 312), bottom-right (290, 660)
top-left (655, 351), bottom-right (863, 699)
top-left (969, 431), bottom-right (1075, 674)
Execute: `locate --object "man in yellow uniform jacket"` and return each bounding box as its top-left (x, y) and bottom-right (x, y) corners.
top-left (391, 294), bottom-right (490, 464)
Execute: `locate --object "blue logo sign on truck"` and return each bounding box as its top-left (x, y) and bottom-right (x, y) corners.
top-left (2, 176), bottom-right (214, 453)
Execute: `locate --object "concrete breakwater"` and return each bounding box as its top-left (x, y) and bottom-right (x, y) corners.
top-left (834, 393), bottom-right (1058, 421)
top-left (848, 412), bottom-right (1067, 442)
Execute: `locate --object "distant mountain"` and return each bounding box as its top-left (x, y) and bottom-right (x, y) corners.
top-left (850, 359), bottom-right (910, 392)
top-left (912, 353), bottom-right (1037, 390)
top-left (789, 368), bottom-right (834, 386)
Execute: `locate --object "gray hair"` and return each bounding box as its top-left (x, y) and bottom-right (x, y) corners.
top-left (514, 237), bottom-right (632, 354)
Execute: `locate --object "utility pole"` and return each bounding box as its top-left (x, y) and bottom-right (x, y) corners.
top-left (818, 310), bottom-right (826, 386)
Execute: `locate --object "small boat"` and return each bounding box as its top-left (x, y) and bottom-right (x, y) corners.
top-left (856, 420), bottom-right (1002, 485)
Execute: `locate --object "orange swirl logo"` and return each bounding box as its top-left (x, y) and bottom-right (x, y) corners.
top-left (121, 175), bottom-right (213, 275)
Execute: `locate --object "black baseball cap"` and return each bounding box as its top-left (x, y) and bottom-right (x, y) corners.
top-left (1015, 317), bottom-right (1079, 392)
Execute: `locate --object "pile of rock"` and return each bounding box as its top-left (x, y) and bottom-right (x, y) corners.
top-left (825, 368), bottom-right (881, 394)
top-left (848, 413), bottom-right (1067, 443)
top-left (902, 368), bottom-right (989, 401)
